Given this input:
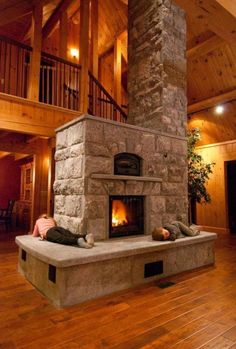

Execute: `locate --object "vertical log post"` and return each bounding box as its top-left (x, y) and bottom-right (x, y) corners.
top-left (59, 11), bottom-right (68, 59)
top-left (114, 38), bottom-right (122, 120)
top-left (27, 2), bottom-right (43, 101)
top-left (91, 0), bottom-right (98, 78)
top-left (79, 0), bottom-right (90, 113)
top-left (31, 140), bottom-right (51, 230)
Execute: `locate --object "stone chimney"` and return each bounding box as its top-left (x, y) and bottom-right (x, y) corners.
top-left (128, 0), bottom-right (187, 137)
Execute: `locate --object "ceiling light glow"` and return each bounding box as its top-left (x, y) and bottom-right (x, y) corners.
top-left (70, 48), bottom-right (79, 59)
top-left (215, 105), bottom-right (224, 114)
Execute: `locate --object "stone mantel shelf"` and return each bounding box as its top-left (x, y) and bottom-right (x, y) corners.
top-left (90, 174), bottom-right (163, 182)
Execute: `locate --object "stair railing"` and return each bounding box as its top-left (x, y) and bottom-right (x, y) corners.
top-left (88, 71), bottom-right (127, 123)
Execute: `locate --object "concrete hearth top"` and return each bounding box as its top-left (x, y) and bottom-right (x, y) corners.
top-left (16, 232), bottom-right (217, 268)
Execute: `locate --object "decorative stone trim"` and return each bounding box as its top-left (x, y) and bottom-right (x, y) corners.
top-left (56, 114), bottom-right (187, 142)
top-left (91, 174), bottom-right (163, 182)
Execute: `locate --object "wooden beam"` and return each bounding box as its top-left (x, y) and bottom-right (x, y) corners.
top-left (27, 2), bottom-right (43, 102)
top-left (0, 137), bottom-right (37, 154)
top-left (215, 0), bottom-right (236, 17)
top-left (0, 0), bottom-right (33, 26)
top-left (114, 38), bottom-right (122, 106)
top-left (59, 10), bottom-right (68, 59)
top-left (118, 30), bottom-right (127, 63)
top-left (188, 89), bottom-right (236, 114)
top-left (79, 0), bottom-right (90, 113)
top-left (26, 136), bottom-right (41, 143)
top-left (91, 0), bottom-right (98, 78)
top-left (99, 30), bottom-right (127, 62)
top-left (21, 22), bottom-right (32, 42)
top-left (42, 0), bottom-right (74, 39)
top-left (187, 35), bottom-right (224, 59)
top-left (174, 0), bottom-right (236, 44)
top-left (0, 151), bottom-right (11, 159)
top-left (14, 153), bottom-right (29, 161)
top-left (0, 131), bottom-right (10, 140)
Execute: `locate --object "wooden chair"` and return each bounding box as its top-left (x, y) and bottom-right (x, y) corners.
top-left (0, 200), bottom-right (15, 229)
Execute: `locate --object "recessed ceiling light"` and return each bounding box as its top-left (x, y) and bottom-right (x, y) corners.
top-left (215, 105), bottom-right (224, 114)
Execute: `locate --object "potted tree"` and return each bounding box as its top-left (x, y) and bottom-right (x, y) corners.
top-left (187, 128), bottom-right (215, 224)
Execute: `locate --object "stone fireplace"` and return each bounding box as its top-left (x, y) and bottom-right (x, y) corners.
top-left (54, 114), bottom-right (187, 241)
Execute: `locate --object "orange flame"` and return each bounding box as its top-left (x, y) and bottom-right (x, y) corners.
top-left (112, 200), bottom-right (128, 227)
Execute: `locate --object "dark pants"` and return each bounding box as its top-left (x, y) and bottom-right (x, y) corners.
top-left (46, 227), bottom-right (84, 245)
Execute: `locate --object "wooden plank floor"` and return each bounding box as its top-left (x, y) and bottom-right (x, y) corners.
top-left (1, 228), bottom-right (236, 349)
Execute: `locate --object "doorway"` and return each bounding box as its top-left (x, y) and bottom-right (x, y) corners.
top-left (0, 131), bottom-right (54, 234)
top-left (226, 160), bottom-right (236, 233)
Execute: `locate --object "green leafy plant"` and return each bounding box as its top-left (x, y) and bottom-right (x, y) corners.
top-left (188, 128), bottom-right (215, 204)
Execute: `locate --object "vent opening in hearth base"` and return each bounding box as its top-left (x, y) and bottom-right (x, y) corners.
top-left (109, 195), bottom-right (144, 238)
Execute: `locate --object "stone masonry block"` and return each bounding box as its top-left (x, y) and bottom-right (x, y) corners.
top-left (86, 179), bottom-right (107, 195)
top-left (67, 157), bottom-right (83, 179)
top-left (85, 142), bottom-right (110, 157)
top-left (141, 133), bottom-right (156, 155)
top-left (67, 122), bottom-right (84, 146)
top-left (150, 196), bottom-right (166, 214)
top-left (54, 195), bottom-right (66, 215)
top-left (85, 120), bottom-right (104, 143)
top-left (56, 158), bottom-right (83, 180)
top-left (171, 139), bottom-right (187, 155)
top-left (161, 182), bottom-right (185, 196)
top-left (125, 181), bottom-right (144, 195)
top-left (53, 179), bottom-right (84, 195)
top-left (54, 148), bottom-right (70, 161)
top-left (55, 160), bottom-right (66, 180)
top-left (70, 144), bottom-right (85, 158)
top-left (56, 129), bottom-right (68, 149)
top-left (87, 218), bottom-right (107, 240)
top-left (84, 156), bottom-right (112, 176)
top-left (65, 195), bottom-right (83, 217)
top-left (84, 195), bottom-right (107, 219)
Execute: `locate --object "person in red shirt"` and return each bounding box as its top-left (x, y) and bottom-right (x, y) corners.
top-left (32, 214), bottom-right (94, 248)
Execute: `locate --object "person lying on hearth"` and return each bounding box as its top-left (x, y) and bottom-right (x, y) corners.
top-left (152, 221), bottom-right (200, 241)
top-left (32, 214), bottom-right (94, 249)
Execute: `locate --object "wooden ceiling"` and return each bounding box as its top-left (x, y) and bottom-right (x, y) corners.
top-left (0, 0), bottom-right (235, 114)
top-left (177, 0), bottom-right (236, 111)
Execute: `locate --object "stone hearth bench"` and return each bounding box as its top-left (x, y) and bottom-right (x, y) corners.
top-left (15, 232), bottom-right (217, 307)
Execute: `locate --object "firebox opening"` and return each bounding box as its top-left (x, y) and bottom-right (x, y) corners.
top-left (109, 196), bottom-right (144, 238)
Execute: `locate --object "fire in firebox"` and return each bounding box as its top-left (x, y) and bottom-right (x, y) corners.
top-left (109, 196), bottom-right (144, 238)
top-left (112, 200), bottom-right (128, 227)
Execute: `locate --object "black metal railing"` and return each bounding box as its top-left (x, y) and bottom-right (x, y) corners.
top-left (88, 71), bottom-right (127, 123)
top-left (40, 51), bottom-right (81, 110)
top-left (0, 35), bottom-right (31, 98)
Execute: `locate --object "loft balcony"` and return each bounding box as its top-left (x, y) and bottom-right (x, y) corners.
top-left (0, 35), bottom-right (127, 136)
